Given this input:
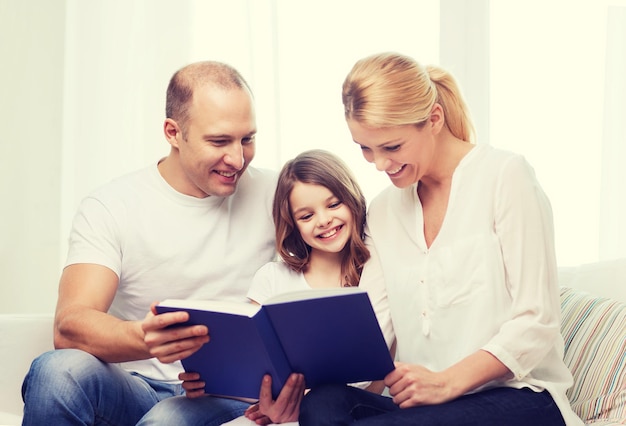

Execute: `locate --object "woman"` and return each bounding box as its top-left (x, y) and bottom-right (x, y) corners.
top-left (298, 52), bottom-right (583, 425)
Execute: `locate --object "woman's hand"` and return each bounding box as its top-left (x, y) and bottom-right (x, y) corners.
top-left (386, 352), bottom-right (511, 409)
top-left (384, 362), bottom-right (456, 408)
top-left (179, 371), bottom-right (206, 399)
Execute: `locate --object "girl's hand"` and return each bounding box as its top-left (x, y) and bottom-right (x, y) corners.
top-left (244, 403), bottom-right (273, 425)
top-left (179, 371), bottom-right (206, 399)
top-left (245, 373), bottom-right (305, 424)
top-left (384, 362), bottom-right (456, 408)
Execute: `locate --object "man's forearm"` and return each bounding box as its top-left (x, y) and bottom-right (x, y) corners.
top-left (54, 306), bottom-right (151, 363)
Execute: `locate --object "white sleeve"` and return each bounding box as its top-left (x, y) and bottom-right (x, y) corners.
top-left (66, 196), bottom-right (122, 276)
top-left (482, 155), bottom-right (562, 380)
top-left (359, 235), bottom-right (395, 350)
top-left (246, 262), bottom-right (276, 305)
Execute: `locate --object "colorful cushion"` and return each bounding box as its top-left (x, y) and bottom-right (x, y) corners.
top-left (560, 287), bottom-right (626, 424)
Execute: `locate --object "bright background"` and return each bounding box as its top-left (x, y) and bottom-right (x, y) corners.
top-left (2, 0), bottom-right (625, 314)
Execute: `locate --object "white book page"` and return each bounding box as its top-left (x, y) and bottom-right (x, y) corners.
top-left (158, 299), bottom-right (260, 317)
top-left (263, 286), bottom-right (365, 305)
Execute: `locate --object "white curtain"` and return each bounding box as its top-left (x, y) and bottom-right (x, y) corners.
top-left (489, 0), bottom-right (626, 266)
top-left (59, 0), bottom-right (443, 245)
top-left (600, 6), bottom-right (626, 260)
top-left (2, 0), bottom-right (625, 314)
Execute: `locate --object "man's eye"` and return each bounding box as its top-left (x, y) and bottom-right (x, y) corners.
top-left (209, 140), bottom-right (229, 145)
top-left (242, 136), bottom-right (256, 145)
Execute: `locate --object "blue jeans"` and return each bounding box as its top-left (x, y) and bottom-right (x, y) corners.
top-left (21, 349), bottom-right (249, 426)
top-left (137, 395), bottom-right (251, 426)
top-left (299, 384), bottom-right (566, 426)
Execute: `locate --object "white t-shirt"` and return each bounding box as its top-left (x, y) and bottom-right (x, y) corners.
top-left (247, 239), bottom-right (394, 349)
top-left (246, 240), bottom-right (395, 390)
top-left (366, 144), bottom-right (583, 425)
top-left (246, 262), bottom-right (310, 304)
top-left (65, 163), bottom-right (278, 382)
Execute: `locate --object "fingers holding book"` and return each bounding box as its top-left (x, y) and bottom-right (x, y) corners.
top-left (142, 303), bottom-right (210, 364)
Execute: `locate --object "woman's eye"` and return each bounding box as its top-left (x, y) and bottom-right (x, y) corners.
top-left (384, 145), bottom-right (400, 152)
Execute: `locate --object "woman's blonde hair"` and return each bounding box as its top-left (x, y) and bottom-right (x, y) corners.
top-left (342, 52), bottom-right (475, 142)
top-left (273, 149), bottom-right (370, 287)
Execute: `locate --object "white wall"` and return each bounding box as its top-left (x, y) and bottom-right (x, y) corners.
top-left (1, 1), bottom-right (65, 314)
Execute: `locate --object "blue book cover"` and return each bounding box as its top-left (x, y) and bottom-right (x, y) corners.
top-left (156, 287), bottom-right (394, 400)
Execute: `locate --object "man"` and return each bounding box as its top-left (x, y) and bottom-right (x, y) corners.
top-left (21, 61), bottom-right (280, 425)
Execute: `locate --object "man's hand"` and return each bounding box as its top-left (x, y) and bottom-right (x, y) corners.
top-left (142, 303), bottom-right (209, 364)
top-left (244, 373), bottom-right (305, 424)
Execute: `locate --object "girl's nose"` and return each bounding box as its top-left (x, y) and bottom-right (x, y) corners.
top-left (318, 213), bottom-right (332, 227)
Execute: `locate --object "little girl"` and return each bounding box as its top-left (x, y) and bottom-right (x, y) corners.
top-left (248, 148), bottom-right (370, 303)
top-left (182, 149), bottom-right (394, 425)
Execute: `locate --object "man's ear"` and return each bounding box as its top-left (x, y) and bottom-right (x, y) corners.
top-left (164, 118), bottom-right (182, 147)
top-left (429, 103), bottom-right (445, 134)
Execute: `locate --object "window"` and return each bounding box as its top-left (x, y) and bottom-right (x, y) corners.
top-left (490, 0), bottom-right (626, 265)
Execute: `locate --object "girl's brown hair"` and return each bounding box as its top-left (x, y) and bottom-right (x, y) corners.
top-left (273, 149), bottom-right (370, 287)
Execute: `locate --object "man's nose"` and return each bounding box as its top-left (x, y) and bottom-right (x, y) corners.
top-left (224, 143), bottom-right (244, 169)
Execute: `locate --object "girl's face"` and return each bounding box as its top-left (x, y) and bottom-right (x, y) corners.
top-left (289, 181), bottom-right (353, 256)
top-left (346, 118), bottom-right (436, 189)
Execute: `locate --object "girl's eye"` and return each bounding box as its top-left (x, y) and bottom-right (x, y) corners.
top-left (298, 213), bottom-right (313, 221)
top-left (329, 201), bottom-right (342, 209)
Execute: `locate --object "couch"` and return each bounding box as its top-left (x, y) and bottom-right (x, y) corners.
top-left (1, 259), bottom-right (624, 426)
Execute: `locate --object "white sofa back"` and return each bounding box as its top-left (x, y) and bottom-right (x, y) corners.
top-left (559, 257), bottom-right (626, 303)
top-left (0, 314), bottom-right (54, 425)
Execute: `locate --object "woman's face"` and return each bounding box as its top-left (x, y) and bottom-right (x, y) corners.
top-left (347, 119), bottom-right (436, 188)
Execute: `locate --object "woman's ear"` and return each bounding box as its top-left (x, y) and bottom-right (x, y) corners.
top-left (163, 118), bottom-right (182, 147)
top-left (429, 103), bottom-right (445, 134)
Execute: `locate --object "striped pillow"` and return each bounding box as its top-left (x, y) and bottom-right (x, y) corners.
top-left (560, 287), bottom-right (626, 424)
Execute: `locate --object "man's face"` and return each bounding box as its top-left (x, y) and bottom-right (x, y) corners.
top-left (174, 86), bottom-right (257, 198)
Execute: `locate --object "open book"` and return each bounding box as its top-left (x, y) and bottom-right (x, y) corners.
top-left (156, 287), bottom-right (394, 399)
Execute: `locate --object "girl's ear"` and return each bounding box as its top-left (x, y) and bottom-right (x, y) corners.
top-left (164, 118), bottom-right (182, 148)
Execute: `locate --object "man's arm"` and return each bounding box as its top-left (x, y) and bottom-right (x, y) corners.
top-left (54, 263), bottom-right (151, 362)
top-left (54, 263), bottom-right (209, 363)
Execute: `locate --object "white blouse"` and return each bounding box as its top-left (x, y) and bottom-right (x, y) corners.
top-left (366, 144), bottom-right (583, 425)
